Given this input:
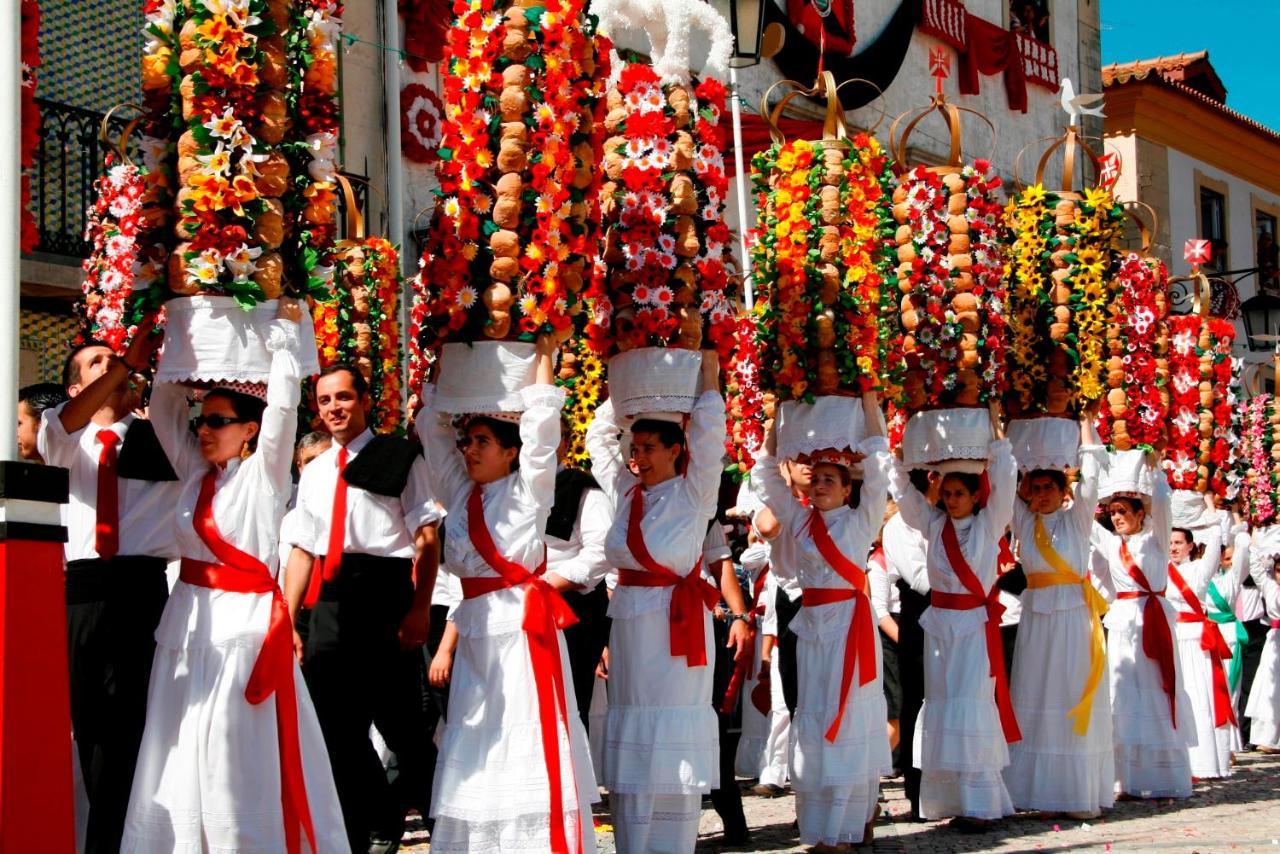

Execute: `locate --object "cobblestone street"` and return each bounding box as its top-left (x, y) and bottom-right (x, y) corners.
top-left (404, 751), bottom-right (1280, 852)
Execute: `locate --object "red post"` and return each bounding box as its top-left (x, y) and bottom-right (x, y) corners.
top-left (0, 461), bottom-right (73, 853)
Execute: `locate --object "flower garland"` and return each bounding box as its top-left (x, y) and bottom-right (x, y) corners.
top-left (1211, 356), bottom-right (1243, 502)
top-left (283, 0), bottom-right (342, 301)
top-left (597, 57), bottom-right (736, 353)
top-left (20, 0), bottom-right (39, 253)
top-left (554, 336), bottom-right (606, 466)
top-left (313, 237), bottom-right (404, 433)
top-left (1004, 185), bottom-right (1124, 417)
top-left (75, 154), bottom-right (164, 354)
top-left (893, 161), bottom-right (1008, 410)
top-left (1240, 393), bottom-right (1280, 528)
top-left (750, 132), bottom-right (899, 401)
top-left (1097, 253), bottom-right (1169, 451)
top-left (413, 0), bottom-right (607, 351)
top-left (1165, 314), bottom-right (1237, 492)
top-left (724, 312), bottom-right (765, 478)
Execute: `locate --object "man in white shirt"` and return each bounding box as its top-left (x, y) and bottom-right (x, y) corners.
top-left (282, 365), bottom-right (442, 853)
top-left (40, 338), bottom-right (178, 853)
top-left (544, 435), bottom-right (613, 729)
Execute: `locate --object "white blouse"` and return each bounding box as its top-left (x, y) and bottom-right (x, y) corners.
top-left (419, 383), bottom-right (564, 638)
top-left (1011, 443), bottom-right (1104, 615)
top-left (148, 319), bottom-right (301, 649)
top-left (586, 393), bottom-right (726, 621)
top-left (1090, 462), bottom-right (1175, 630)
top-left (545, 480), bottom-right (613, 591)
top-left (889, 438), bottom-right (1017, 640)
top-left (754, 436), bottom-right (892, 640)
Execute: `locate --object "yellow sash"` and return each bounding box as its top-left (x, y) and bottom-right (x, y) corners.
top-left (1027, 514), bottom-right (1109, 737)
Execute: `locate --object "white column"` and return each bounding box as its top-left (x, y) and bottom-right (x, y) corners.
top-left (0, 0), bottom-right (22, 461)
top-left (381, 0), bottom-right (409, 409)
top-left (729, 66), bottom-right (753, 310)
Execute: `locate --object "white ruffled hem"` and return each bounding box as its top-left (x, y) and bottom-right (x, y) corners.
top-left (603, 704), bottom-right (719, 794)
top-left (1004, 743), bottom-right (1116, 812)
top-left (919, 769), bottom-right (1014, 820)
top-left (1114, 744), bottom-right (1192, 798)
top-left (795, 784), bottom-right (879, 846)
top-left (428, 810), bottom-right (593, 853)
top-left (916, 697), bottom-right (1011, 772)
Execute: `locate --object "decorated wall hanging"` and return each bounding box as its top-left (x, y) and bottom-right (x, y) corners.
top-left (889, 94), bottom-right (1008, 472)
top-left (724, 311), bottom-right (767, 478)
top-left (1096, 207), bottom-right (1171, 454)
top-left (310, 177), bottom-right (403, 433)
top-left (1164, 271), bottom-right (1239, 503)
top-left (1002, 125), bottom-right (1124, 471)
top-left (749, 72), bottom-right (898, 460)
top-left (411, 0), bottom-right (608, 354)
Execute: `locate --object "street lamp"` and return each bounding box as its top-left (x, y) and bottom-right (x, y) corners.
top-left (712, 0), bottom-right (767, 67)
top-left (1241, 292), bottom-right (1280, 352)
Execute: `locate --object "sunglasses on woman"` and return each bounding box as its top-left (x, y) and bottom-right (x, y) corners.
top-left (192, 414), bottom-right (248, 430)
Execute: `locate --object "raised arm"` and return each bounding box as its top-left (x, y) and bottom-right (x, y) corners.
top-left (752, 424), bottom-right (803, 532)
top-left (888, 457), bottom-right (938, 533)
top-left (685, 351), bottom-right (728, 517)
top-left (1149, 458), bottom-right (1173, 555)
top-left (516, 382), bottom-right (567, 533)
top-left (416, 384), bottom-right (471, 512)
top-left (982, 438), bottom-right (1017, 538)
top-left (258, 317), bottom-right (303, 494)
top-left (148, 381), bottom-right (206, 481)
top-left (585, 398), bottom-right (630, 503)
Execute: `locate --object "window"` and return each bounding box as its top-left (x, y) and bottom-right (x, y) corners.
top-left (1200, 186), bottom-right (1227, 273)
top-left (1258, 210), bottom-right (1279, 292)
top-left (1009, 0), bottom-right (1050, 43)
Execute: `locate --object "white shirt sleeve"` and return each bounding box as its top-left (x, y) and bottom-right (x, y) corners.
top-left (752, 449), bottom-right (803, 534)
top-left (147, 382), bottom-right (206, 481)
top-left (585, 399), bottom-right (630, 503)
top-left (36, 403), bottom-right (80, 470)
top-left (417, 385), bottom-right (471, 511)
top-left (516, 383), bottom-right (567, 535)
top-left (551, 488), bottom-right (613, 590)
top-left (258, 320), bottom-right (303, 495)
top-left (703, 523), bottom-right (732, 564)
top-left (685, 391), bottom-right (728, 519)
top-left (402, 454), bottom-right (443, 533)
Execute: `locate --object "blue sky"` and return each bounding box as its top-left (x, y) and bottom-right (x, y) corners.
top-left (1100, 0), bottom-right (1280, 132)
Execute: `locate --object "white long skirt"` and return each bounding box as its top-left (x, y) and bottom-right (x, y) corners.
top-left (1176, 625), bottom-right (1233, 779)
top-left (758, 658), bottom-right (792, 789)
top-left (1107, 605), bottom-right (1195, 798)
top-left (791, 625), bottom-right (891, 846)
top-left (1245, 627), bottom-right (1280, 748)
top-left (734, 632), bottom-right (771, 778)
top-left (605, 607), bottom-right (717, 853)
top-left (1005, 604), bottom-right (1115, 812)
top-left (430, 625), bottom-right (598, 853)
top-left (915, 612), bottom-right (1014, 821)
top-left (121, 628), bottom-right (348, 852)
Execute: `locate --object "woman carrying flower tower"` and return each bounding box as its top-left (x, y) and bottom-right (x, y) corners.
top-left (418, 335), bottom-right (599, 853)
top-left (585, 351), bottom-right (728, 853)
top-left (1090, 451), bottom-right (1195, 800)
top-left (1003, 410), bottom-right (1115, 818)
top-left (888, 403), bottom-right (1019, 829)
top-left (751, 392), bottom-right (893, 850)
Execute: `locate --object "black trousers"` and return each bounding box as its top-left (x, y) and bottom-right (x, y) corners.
top-left (895, 580), bottom-right (929, 818)
top-left (66, 556), bottom-right (168, 854)
top-left (304, 554), bottom-right (431, 849)
top-left (774, 588), bottom-right (802, 716)
top-left (1241, 617), bottom-right (1272, 735)
top-left (709, 617), bottom-right (747, 838)
top-left (561, 584), bottom-right (610, 733)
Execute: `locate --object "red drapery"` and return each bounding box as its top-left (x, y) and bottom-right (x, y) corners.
top-left (957, 12), bottom-right (1028, 114)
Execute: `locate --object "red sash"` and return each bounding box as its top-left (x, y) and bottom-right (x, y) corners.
top-left (1115, 541), bottom-right (1178, 729)
top-left (616, 484), bottom-right (721, 667)
top-left (461, 484), bottom-right (580, 854)
top-left (800, 507), bottom-right (879, 742)
top-left (719, 565), bottom-right (770, 714)
top-left (180, 471), bottom-right (315, 854)
top-left (1168, 562), bottom-right (1237, 728)
top-left (930, 518), bottom-right (1022, 743)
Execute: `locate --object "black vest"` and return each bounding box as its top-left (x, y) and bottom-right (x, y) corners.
top-left (545, 468), bottom-right (598, 541)
top-left (342, 435), bottom-right (422, 497)
top-left (116, 420), bottom-right (179, 482)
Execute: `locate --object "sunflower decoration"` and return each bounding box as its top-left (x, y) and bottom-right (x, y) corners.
top-left (1003, 183), bottom-right (1125, 418)
top-left (555, 337), bottom-right (606, 467)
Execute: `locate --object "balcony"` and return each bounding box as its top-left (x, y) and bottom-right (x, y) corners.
top-left (25, 98), bottom-right (368, 265)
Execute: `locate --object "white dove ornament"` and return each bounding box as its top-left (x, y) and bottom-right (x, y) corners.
top-left (1059, 77), bottom-right (1105, 124)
